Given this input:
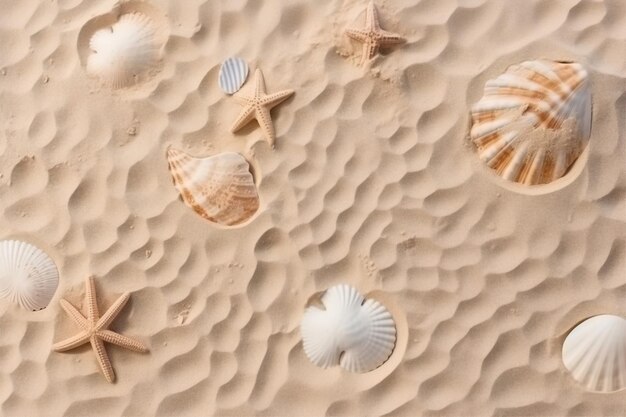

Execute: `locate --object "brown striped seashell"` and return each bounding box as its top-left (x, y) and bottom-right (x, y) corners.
top-left (470, 59), bottom-right (592, 185)
top-left (166, 148), bottom-right (260, 226)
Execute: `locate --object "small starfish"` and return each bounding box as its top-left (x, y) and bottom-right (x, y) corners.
top-left (345, 1), bottom-right (405, 66)
top-left (53, 277), bottom-right (148, 383)
top-left (230, 68), bottom-right (294, 147)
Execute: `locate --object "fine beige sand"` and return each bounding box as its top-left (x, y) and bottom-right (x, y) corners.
top-left (1, 0), bottom-right (626, 416)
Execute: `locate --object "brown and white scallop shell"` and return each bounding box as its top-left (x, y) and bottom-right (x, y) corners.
top-left (470, 60), bottom-right (592, 185)
top-left (166, 148), bottom-right (260, 226)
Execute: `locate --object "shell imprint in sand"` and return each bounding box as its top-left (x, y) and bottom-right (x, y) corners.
top-left (166, 148), bottom-right (260, 226)
top-left (300, 284), bottom-right (396, 373)
top-left (0, 240), bottom-right (59, 311)
top-left (562, 314), bottom-right (626, 393)
top-left (219, 57), bottom-right (249, 95)
top-left (470, 60), bottom-right (591, 185)
top-left (87, 12), bottom-right (166, 89)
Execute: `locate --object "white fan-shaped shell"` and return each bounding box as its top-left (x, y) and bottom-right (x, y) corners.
top-left (562, 314), bottom-right (626, 392)
top-left (219, 57), bottom-right (249, 95)
top-left (301, 284), bottom-right (396, 373)
top-left (470, 60), bottom-right (591, 185)
top-left (87, 12), bottom-right (164, 89)
top-left (166, 148), bottom-right (260, 226)
top-left (0, 240), bottom-right (59, 311)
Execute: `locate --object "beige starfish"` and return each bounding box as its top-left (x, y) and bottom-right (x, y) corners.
top-left (345, 1), bottom-right (405, 66)
top-left (53, 277), bottom-right (148, 383)
top-left (230, 68), bottom-right (294, 147)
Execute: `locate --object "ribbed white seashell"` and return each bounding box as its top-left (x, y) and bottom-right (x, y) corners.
top-left (470, 60), bottom-right (592, 185)
top-left (300, 284), bottom-right (396, 373)
top-left (562, 314), bottom-right (626, 392)
top-left (166, 148), bottom-right (260, 226)
top-left (87, 12), bottom-right (163, 89)
top-left (0, 240), bottom-right (59, 311)
top-left (219, 57), bottom-right (249, 95)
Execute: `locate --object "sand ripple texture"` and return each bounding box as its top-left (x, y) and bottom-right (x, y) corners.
top-left (1, 0), bottom-right (626, 416)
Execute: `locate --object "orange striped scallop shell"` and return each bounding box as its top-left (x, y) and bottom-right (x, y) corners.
top-left (470, 60), bottom-right (591, 185)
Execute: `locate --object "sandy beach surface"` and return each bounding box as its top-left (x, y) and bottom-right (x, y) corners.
top-left (1, 0), bottom-right (626, 415)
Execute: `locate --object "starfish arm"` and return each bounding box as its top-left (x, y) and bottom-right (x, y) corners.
top-left (363, 41), bottom-right (380, 63)
top-left (254, 69), bottom-right (267, 96)
top-left (367, 1), bottom-right (380, 31)
top-left (263, 90), bottom-right (294, 108)
top-left (345, 28), bottom-right (370, 43)
top-left (60, 299), bottom-right (90, 331)
top-left (230, 105), bottom-right (257, 134)
top-left (378, 30), bottom-right (406, 45)
top-left (90, 336), bottom-right (115, 383)
top-left (96, 292), bottom-right (130, 331)
top-left (53, 331), bottom-right (90, 352)
top-left (98, 330), bottom-right (148, 353)
top-left (85, 277), bottom-right (99, 323)
top-left (255, 107), bottom-right (276, 146)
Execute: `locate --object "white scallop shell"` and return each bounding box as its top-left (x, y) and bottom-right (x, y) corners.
top-left (470, 60), bottom-right (591, 185)
top-left (0, 240), bottom-right (59, 311)
top-left (301, 284), bottom-right (396, 373)
top-left (87, 12), bottom-right (164, 89)
top-left (219, 57), bottom-right (249, 95)
top-left (562, 314), bottom-right (626, 392)
top-left (166, 148), bottom-right (260, 226)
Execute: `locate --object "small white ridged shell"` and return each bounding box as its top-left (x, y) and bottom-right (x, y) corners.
top-left (87, 12), bottom-right (164, 89)
top-left (219, 57), bottom-right (249, 95)
top-left (562, 315), bottom-right (626, 392)
top-left (301, 284), bottom-right (396, 373)
top-left (166, 148), bottom-right (260, 226)
top-left (470, 60), bottom-right (592, 185)
top-left (0, 240), bottom-right (59, 311)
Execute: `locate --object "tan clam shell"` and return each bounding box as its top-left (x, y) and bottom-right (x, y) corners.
top-left (166, 148), bottom-right (260, 226)
top-left (470, 60), bottom-right (592, 185)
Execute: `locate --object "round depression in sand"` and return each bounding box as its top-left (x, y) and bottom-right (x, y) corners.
top-left (469, 59), bottom-right (592, 193)
top-left (562, 314), bottom-right (626, 393)
top-left (77, 1), bottom-right (169, 90)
